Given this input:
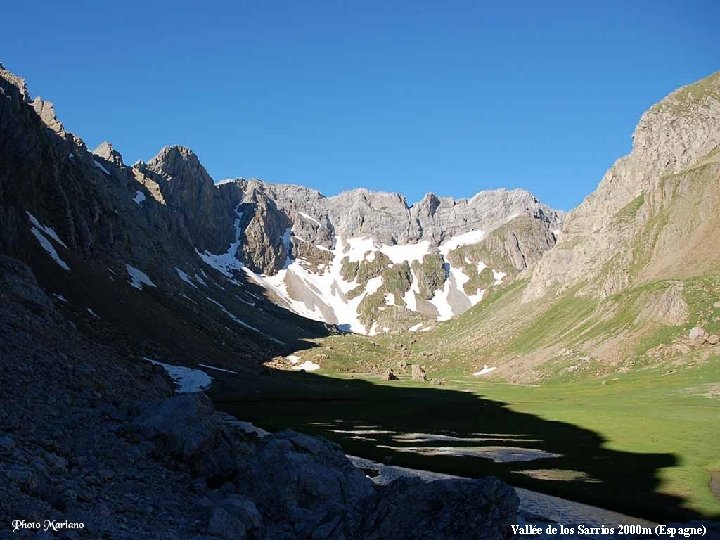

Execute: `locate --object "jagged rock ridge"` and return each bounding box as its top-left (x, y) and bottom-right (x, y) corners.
top-left (199, 178), bottom-right (564, 334)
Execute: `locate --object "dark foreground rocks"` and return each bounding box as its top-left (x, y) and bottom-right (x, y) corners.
top-left (0, 255), bottom-right (518, 539)
top-left (132, 393), bottom-right (518, 539)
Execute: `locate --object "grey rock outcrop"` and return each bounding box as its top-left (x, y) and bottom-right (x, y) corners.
top-left (92, 141), bottom-right (124, 166)
top-left (239, 190), bottom-right (291, 275)
top-left (31, 97), bottom-right (65, 134)
top-left (227, 179), bottom-right (563, 255)
top-left (131, 394), bottom-right (247, 482)
top-left (238, 429), bottom-right (375, 539)
top-left (362, 476), bottom-right (518, 540)
top-left (208, 495), bottom-right (264, 539)
top-left (635, 282), bottom-right (690, 326)
top-left (411, 364), bottom-right (427, 381)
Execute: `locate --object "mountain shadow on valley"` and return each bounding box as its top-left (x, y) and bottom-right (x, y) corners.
top-left (212, 369), bottom-right (717, 524)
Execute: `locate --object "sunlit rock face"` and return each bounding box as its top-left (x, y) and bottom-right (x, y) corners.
top-left (208, 179), bottom-right (563, 334)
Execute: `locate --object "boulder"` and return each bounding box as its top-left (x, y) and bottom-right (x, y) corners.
top-left (411, 364), bottom-right (427, 381)
top-left (362, 476), bottom-right (518, 540)
top-left (707, 334), bottom-right (719, 345)
top-left (238, 430), bottom-right (375, 539)
top-left (688, 326), bottom-right (707, 343)
top-left (131, 394), bottom-right (246, 481)
top-left (385, 369), bottom-right (398, 381)
top-left (208, 495), bottom-right (263, 539)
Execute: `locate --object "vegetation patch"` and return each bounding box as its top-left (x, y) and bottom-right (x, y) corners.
top-left (411, 254), bottom-right (446, 300)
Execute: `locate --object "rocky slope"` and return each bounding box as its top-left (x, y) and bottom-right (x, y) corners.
top-left (525, 72), bottom-right (720, 301)
top-left (0, 254), bottom-right (519, 538)
top-left (0, 63), bottom-right (333, 376)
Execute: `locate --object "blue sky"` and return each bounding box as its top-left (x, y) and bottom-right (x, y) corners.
top-left (2, 1), bottom-right (718, 210)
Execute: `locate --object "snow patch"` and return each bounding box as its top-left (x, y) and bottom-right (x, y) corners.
top-left (145, 358), bottom-right (212, 393)
top-left (197, 205), bottom-right (244, 277)
top-left (205, 296), bottom-right (284, 345)
top-left (198, 364), bottom-right (238, 374)
top-left (298, 211), bottom-right (321, 226)
top-left (27, 213), bottom-right (69, 270)
top-left (408, 322), bottom-right (423, 332)
top-left (27, 212), bottom-right (68, 248)
top-left (473, 365), bottom-right (497, 376)
top-left (126, 264), bottom-right (156, 290)
top-left (216, 178), bottom-right (237, 186)
top-left (365, 276), bottom-right (384, 295)
top-left (379, 241), bottom-right (432, 264)
top-left (93, 160), bottom-right (111, 175)
top-left (175, 268), bottom-right (198, 288)
top-left (30, 228), bottom-right (70, 270)
top-left (133, 190), bottom-right (146, 205)
top-left (291, 360), bottom-right (320, 371)
top-left (439, 229), bottom-right (486, 256)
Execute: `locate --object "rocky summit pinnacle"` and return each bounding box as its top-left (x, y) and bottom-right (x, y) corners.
top-left (92, 141), bottom-right (124, 166)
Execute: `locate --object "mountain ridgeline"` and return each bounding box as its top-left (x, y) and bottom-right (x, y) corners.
top-left (0, 62), bottom-right (563, 351)
top-left (1, 63), bottom-right (719, 381)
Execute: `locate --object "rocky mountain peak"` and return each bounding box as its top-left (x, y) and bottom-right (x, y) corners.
top-left (145, 145), bottom-right (215, 205)
top-left (632, 71), bottom-right (720, 182)
top-left (417, 193), bottom-right (442, 216)
top-left (147, 145), bottom-right (206, 179)
top-left (92, 141), bottom-right (124, 166)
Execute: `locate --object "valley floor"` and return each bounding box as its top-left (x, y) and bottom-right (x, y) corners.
top-left (211, 357), bottom-right (720, 524)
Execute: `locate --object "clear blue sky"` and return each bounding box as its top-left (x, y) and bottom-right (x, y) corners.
top-left (2, 1), bottom-right (718, 210)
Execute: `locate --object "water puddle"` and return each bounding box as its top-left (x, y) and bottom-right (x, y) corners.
top-left (393, 432), bottom-right (541, 444)
top-left (376, 444), bottom-right (561, 463)
top-left (513, 469), bottom-right (599, 482)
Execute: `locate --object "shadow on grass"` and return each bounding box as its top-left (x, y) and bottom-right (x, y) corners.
top-left (212, 369), bottom-right (719, 524)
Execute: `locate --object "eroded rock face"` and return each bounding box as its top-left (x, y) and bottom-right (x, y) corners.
top-left (635, 282), bottom-right (690, 326)
top-left (31, 97), bottom-right (65, 134)
top-left (239, 191), bottom-right (291, 275)
top-left (228, 180), bottom-right (563, 253)
top-left (524, 72), bottom-right (720, 302)
top-left (212, 178), bottom-right (563, 332)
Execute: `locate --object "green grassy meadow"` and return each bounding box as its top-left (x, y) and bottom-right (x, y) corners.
top-left (212, 356), bottom-right (720, 523)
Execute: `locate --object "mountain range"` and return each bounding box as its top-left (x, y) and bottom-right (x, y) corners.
top-left (1, 63), bottom-right (719, 534)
